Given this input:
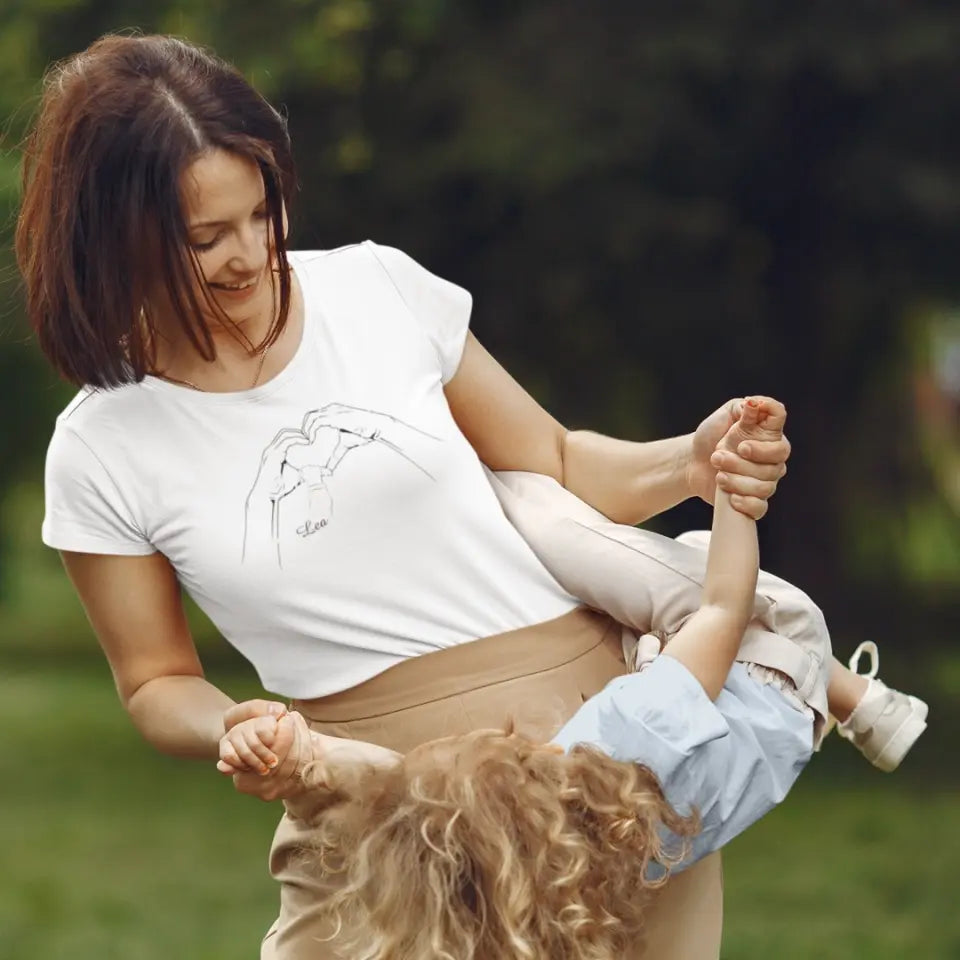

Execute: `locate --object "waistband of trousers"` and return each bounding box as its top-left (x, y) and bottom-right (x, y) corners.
top-left (291, 607), bottom-right (619, 723)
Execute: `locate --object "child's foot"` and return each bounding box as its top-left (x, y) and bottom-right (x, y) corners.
top-left (836, 641), bottom-right (928, 772)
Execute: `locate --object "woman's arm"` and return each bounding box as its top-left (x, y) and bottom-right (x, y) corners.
top-left (60, 551), bottom-right (280, 760)
top-left (560, 429), bottom-right (695, 524)
top-left (444, 333), bottom-right (789, 524)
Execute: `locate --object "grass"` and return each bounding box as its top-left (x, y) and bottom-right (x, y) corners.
top-left (0, 662), bottom-right (279, 960)
top-left (0, 662), bottom-right (957, 960)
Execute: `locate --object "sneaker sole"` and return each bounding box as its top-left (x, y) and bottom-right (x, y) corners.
top-left (874, 696), bottom-right (929, 772)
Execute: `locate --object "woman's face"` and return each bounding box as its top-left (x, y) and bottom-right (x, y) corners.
top-left (178, 148), bottom-right (283, 330)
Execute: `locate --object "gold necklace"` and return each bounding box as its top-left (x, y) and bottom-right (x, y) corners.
top-left (159, 339), bottom-right (272, 392)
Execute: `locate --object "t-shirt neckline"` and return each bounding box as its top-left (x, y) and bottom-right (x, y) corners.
top-left (141, 252), bottom-right (314, 405)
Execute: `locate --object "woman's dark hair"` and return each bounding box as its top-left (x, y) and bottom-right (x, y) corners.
top-left (16, 33), bottom-right (297, 388)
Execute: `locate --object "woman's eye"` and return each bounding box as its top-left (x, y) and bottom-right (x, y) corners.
top-left (191, 231), bottom-right (224, 252)
top-left (190, 210), bottom-right (266, 251)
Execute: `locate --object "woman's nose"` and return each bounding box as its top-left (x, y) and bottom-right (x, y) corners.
top-left (229, 218), bottom-right (269, 272)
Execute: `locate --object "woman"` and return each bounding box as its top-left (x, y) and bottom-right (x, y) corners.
top-left (19, 34), bottom-right (790, 959)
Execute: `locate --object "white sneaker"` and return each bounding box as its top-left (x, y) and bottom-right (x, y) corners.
top-left (836, 641), bottom-right (928, 772)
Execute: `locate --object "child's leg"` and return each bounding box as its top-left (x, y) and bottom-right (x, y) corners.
top-left (489, 470), bottom-right (830, 708)
top-left (685, 545), bottom-right (865, 723)
top-left (681, 527), bottom-right (927, 768)
top-left (826, 659), bottom-right (869, 722)
top-left (488, 473), bottom-right (927, 770)
top-left (489, 470), bottom-right (770, 640)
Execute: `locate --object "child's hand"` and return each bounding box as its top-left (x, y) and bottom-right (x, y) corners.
top-left (719, 396), bottom-right (786, 449)
top-left (224, 711), bottom-right (317, 803)
top-left (215, 699), bottom-right (288, 775)
top-left (716, 397), bottom-right (787, 517)
top-left (691, 396), bottom-right (790, 517)
top-left (217, 709), bottom-right (288, 776)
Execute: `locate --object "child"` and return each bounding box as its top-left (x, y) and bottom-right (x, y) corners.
top-left (219, 398), bottom-right (928, 959)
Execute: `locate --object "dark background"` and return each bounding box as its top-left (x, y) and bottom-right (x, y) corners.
top-left (1, 3), bottom-right (957, 958)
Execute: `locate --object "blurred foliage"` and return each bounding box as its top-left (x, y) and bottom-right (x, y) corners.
top-left (1, 0), bottom-right (959, 630)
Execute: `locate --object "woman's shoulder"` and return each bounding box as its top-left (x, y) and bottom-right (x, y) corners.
top-left (289, 241), bottom-right (366, 264)
top-left (287, 241), bottom-right (379, 300)
top-left (289, 240), bottom-right (420, 288)
top-left (289, 240), bottom-right (379, 276)
top-left (50, 379), bottom-right (159, 458)
top-left (55, 383), bottom-right (131, 428)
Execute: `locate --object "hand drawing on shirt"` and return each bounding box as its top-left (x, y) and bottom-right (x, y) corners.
top-left (241, 403), bottom-right (441, 567)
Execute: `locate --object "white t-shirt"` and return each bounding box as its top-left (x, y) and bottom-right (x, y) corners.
top-left (42, 242), bottom-right (578, 697)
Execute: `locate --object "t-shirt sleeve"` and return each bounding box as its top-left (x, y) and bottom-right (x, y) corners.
top-left (366, 241), bottom-right (473, 383)
top-left (42, 422), bottom-right (156, 556)
top-left (551, 656), bottom-right (809, 869)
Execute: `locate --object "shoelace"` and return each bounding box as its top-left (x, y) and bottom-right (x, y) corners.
top-left (848, 640), bottom-right (879, 679)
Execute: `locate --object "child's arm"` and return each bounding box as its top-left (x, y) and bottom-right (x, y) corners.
top-left (660, 489), bottom-right (757, 700)
top-left (278, 722), bottom-right (402, 821)
top-left (661, 398), bottom-right (783, 699)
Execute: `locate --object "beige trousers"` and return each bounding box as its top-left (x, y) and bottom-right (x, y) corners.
top-left (261, 608), bottom-right (723, 959)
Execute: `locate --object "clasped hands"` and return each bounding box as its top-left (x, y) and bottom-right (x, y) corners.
top-left (216, 700), bottom-right (399, 803)
top-left (689, 396), bottom-right (790, 520)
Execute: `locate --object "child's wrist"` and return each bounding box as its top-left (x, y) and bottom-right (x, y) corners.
top-left (282, 782), bottom-right (339, 823)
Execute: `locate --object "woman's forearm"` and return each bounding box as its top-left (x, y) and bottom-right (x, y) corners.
top-left (126, 674), bottom-right (236, 760)
top-left (561, 430), bottom-right (694, 525)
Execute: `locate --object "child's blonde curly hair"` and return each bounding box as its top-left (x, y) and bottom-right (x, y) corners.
top-left (303, 724), bottom-right (699, 960)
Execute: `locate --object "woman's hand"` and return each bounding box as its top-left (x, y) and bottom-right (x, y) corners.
top-left (687, 398), bottom-right (790, 520)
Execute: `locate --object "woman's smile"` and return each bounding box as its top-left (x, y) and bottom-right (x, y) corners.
top-left (208, 265), bottom-right (264, 304)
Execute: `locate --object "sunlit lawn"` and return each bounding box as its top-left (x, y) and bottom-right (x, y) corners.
top-left (1, 662), bottom-right (957, 960)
